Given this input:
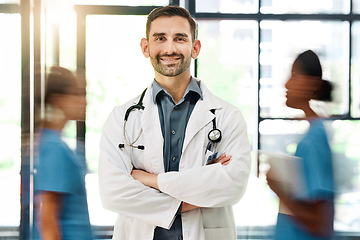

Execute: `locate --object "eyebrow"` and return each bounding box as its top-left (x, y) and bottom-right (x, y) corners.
top-left (152, 32), bottom-right (189, 38)
top-left (175, 33), bottom-right (188, 38)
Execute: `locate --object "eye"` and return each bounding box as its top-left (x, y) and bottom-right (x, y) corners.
top-left (176, 37), bottom-right (186, 42)
top-left (155, 36), bottom-right (165, 42)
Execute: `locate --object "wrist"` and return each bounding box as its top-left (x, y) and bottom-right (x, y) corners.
top-left (148, 173), bottom-right (159, 190)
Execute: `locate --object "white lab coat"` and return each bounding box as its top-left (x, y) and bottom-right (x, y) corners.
top-left (99, 79), bottom-right (251, 240)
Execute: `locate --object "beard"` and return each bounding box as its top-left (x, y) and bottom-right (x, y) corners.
top-left (150, 52), bottom-right (191, 77)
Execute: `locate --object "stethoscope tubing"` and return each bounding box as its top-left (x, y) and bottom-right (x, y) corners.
top-left (123, 119), bottom-right (143, 147)
top-left (119, 88), bottom-right (222, 151)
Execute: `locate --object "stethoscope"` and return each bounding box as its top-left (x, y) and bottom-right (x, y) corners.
top-left (206, 109), bottom-right (222, 153)
top-left (118, 88), bottom-right (222, 151)
top-left (118, 88), bottom-right (147, 150)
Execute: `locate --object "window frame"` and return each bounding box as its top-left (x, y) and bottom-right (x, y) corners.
top-left (188, 0), bottom-right (360, 170)
top-left (13, 0), bottom-right (360, 239)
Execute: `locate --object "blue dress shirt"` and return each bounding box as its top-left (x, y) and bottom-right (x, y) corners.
top-left (151, 77), bottom-right (202, 240)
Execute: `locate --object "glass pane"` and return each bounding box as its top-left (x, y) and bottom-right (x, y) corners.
top-left (196, 0), bottom-right (258, 13)
top-left (354, 0), bottom-right (360, 13)
top-left (259, 120), bottom-right (308, 153)
top-left (59, 11), bottom-right (77, 69)
top-left (197, 20), bottom-right (270, 228)
top-left (259, 20), bottom-right (349, 118)
top-left (0, 0), bottom-right (19, 3)
top-left (72, 0), bottom-right (168, 6)
top-left (326, 120), bottom-right (360, 232)
top-left (42, 0), bottom-right (77, 68)
top-left (197, 19), bottom-right (258, 168)
top-left (258, 120), bottom-right (309, 230)
top-left (260, 0), bottom-right (350, 14)
top-left (233, 175), bottom-right (278, 228)
top-left (0, 13), bottom-right (21, 227)
top-left (259, 119), bottom-right (360, 232)
top-left (352, 22), bottom-right (360, 118)
top-left (86, 15), bottom-right (153, 225)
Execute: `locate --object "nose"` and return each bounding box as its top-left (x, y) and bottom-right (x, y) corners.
top-left (164, 39), bottom-right (177, 54)
top-left (285, 77), bottom-right (292, 90)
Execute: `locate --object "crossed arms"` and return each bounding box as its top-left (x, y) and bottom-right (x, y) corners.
top-left (99, 106), bottom-right (251, 228)
top-left (131, 153), bottom-right (232, 213)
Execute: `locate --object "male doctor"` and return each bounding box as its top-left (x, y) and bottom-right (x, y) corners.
top-left (99, 5), bottom-right (251, 240)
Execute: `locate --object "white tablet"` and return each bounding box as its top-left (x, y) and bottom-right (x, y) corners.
top-left (258, 150), bottom-right (307, 197)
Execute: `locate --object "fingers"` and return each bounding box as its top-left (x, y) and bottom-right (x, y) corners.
top-left (215, 153), bottom-right (232, 165)
top-left (222, 159), bottom-right (231, 165)
top-left (266, 166), bottom-right (275, 180)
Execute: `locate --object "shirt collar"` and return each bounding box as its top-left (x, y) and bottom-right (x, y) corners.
top-left (151, 76), bottom-right (203, 104)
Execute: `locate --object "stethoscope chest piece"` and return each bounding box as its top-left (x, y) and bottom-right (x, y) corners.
top-left (208, 109), bottom-right (222, 144)
top-left (208, 128), bottom-right (222, 143)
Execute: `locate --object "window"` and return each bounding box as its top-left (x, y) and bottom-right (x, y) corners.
top-left (73, 0), bottom-right (168, 6)
top-left (352, 22), bottom-right (360, 117)
top-left (259, 20), bottom-right (349, 118)
top-left (85, 14), bottom-right (153, 224)
top-left (196, 0), bottom-right (258, 13)
top-left (260, 0), bottom-right (349, 14)
top-left (197, 19), bottom-right (258, 170)
top-left (11, 0), bottom-right (360, 239)
top-left (0, 12), bottom-right (21, 229)
top-left (354, 0), bottom-right (360, 13)
top-left (192, 0), bottom-right (360, 235)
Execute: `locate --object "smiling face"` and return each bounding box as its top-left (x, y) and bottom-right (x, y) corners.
top-left (141, 16), bottom-right (200, 78)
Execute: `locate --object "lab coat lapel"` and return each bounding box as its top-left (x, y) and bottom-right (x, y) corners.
top-left (140, 89), bottom-right (165, 173)
top-left (182, 86), bottom-right (220, 153)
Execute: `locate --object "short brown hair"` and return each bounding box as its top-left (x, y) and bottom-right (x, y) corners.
top-left (146, 6), bottom-right (197, 42)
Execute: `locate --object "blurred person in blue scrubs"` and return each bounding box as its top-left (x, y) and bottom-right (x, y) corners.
top-left (266, 50), bottom-right (335, 240)
top-left (33, 66), bottom-right (93, 240)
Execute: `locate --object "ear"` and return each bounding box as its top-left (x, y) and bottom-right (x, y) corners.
top-left (140, 38), bottom-right (150, 58)
top-left (191, 40), bottom-right (201, 59)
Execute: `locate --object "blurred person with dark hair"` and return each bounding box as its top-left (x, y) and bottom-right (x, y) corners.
top-left (266, 50), bottom-right (335, 240)
top-left (33, 66), bottom-right (93, 240)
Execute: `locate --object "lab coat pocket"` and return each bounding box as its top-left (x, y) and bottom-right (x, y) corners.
top-left (203, 149), bottom-right (214, 166)
top-left (119, 217), bottom-right (137, 240)
top-left (131, 147), bottom-right (146, 170)
top-left (203, 227), bottom-right (236, 240)
top-left (120, 217), bottom-right (154, 240)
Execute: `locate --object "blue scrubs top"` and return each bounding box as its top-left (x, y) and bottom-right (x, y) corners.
top-left (33, 129), bottom-right (94, 240)
top-left (275, 119), bottom-right (335, 240)
top-left (151, 78), bottom-right (202, 240)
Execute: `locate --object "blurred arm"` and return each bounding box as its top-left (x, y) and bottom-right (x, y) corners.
top-left (267, 173), bottom-right (334, 237)
top-left (36, 191), bottom-right (62, 240)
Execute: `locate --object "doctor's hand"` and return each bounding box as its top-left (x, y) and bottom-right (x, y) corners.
top-left (181, 202), bottom-right (200, 213)
top-left (131, 169), bottom-right (159, 190)
top-left (207, 153), bottom-right (232, 166)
